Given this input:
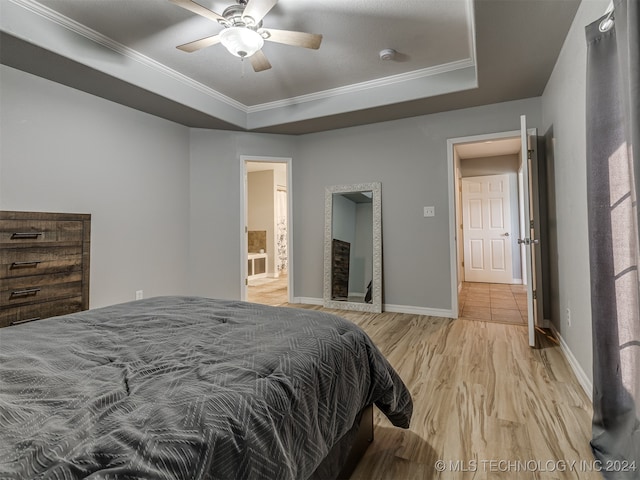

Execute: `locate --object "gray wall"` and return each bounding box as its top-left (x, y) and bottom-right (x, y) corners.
top-left (540, 0), bottom-right (610, 387)
top-left (332, 194), bottom-right (357, 246)
top-left (460, 154), bottom-right (519, 177)
top-left (0, 67), bottom-right (297, 306)
top-left (294, 98), bottom-right (541, 311)
top-left (0, 65), bottom-right (191, 308)
top-left (0, 61), bottom-right (540, 314)
top-left (353, 202), bottom-right (373, 295)
top-left (188, 129), bottom-right (295, 300)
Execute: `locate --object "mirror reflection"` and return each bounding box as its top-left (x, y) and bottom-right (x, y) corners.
top-left (323, 183), bottom-right (382, 313)
top-left (331, 191), bottom-right (373, 303)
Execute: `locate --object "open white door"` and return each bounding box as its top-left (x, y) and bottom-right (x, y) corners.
top-left (519, 115), bottom-right (539, 347)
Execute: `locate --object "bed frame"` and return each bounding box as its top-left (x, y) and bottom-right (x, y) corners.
top-left (310, 404), bottom-right (374, 479)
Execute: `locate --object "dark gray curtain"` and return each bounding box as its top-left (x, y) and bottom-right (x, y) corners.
top-left (586, 1), bottom-right (640, 478)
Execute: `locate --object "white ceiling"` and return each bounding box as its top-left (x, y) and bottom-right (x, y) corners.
top-left (0, 0), bottom-right (582, 134)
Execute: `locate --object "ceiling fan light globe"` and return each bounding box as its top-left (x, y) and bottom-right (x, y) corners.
top-left (220, 27), bottom-right (264, 58)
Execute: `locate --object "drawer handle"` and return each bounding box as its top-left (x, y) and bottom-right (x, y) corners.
top-left (11, 232), bottom-right (44, 239)
top-left (10, 261), bottom-right (42, 269)
top-left (10, 288), bottom-right (41, 297)
top-left (11, 317), bottom-right (40, 326)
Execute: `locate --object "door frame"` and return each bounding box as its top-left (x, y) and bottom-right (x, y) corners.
top-left (240, 155), bottom-right (293, 303)
top-left (447, 128), bottom-right (534, 318)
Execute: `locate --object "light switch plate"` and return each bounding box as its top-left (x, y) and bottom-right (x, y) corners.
top-left (424, 206), bottom-right (435, 217)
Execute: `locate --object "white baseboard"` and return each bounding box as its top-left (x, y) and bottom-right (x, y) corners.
top-left (292, 297), bottom-right (455, 318)
top-left (292, 297), bottom-right (323, 306)
top-left (384, 304), bottom-right (456, 318)
top-left (549, 323), bottom-right (593, 402)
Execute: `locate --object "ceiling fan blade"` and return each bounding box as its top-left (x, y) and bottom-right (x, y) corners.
top-left (242, 0), bottom-right (277, 25)
top-left (169, 0), bottom-right (225, 23)
top-left (176, 34), bottom-right (221, 52)
top-left (250, 50), bottom-right (272, 72)
top-left (264, 29), bottom-right (322, 49)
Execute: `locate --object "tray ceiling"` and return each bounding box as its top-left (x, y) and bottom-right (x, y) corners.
top-left (0, 0), bottom-right (581, 134)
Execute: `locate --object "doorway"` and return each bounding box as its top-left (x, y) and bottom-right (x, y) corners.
top-left (447, 119), bottom-right (543, 346)
top-left (454, 133), bottom-right (523, 286)
top-left (240, 156), bottom-right (292, 306)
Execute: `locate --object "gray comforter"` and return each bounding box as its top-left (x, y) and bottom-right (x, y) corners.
top-left (0, 296), bottom-right (412, 479)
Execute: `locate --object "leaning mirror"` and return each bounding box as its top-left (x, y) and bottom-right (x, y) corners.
top-left (323, 182), bottom-right (382, 313)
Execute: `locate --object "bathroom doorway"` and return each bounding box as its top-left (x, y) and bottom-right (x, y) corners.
top-left (240, 156), bottom-right (292, 306)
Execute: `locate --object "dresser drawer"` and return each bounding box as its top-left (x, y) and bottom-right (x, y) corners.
top-left (0, 296), bottom-right (85, 328)
top-left (0, 245), bottom-right (83, 278)
top-left (0, 220), bottom-right (84, 246)
top-left (0, 211), bottom-right (90, 327)
top-left (1, 271), bottom-right (83, 306)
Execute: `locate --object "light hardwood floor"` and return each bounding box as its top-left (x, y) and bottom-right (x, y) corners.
top-left (247, 275), bottom-right (289, 306)
top-left (249, 283), bottom-right (597, 479)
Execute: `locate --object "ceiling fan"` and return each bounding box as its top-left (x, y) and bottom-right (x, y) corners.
top-left (170, 0), bottom-right (323, 72)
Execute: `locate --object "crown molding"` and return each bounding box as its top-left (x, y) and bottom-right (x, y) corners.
top-left (247, 58), bottom-right (476, 113)
top-left (8, 0), bottom-right (248, 113)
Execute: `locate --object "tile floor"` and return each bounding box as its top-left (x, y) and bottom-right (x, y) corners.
top-left (458, 281), bottom-right (528, 325)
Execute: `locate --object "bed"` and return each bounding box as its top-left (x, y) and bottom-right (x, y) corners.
top-left (0, 296), bottom-right (412, 479)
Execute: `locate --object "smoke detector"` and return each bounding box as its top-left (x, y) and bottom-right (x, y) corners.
top-left (379, 49), bottom-right (396, 61)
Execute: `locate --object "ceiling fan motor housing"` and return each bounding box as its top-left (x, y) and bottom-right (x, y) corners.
top-left (221, 3), bottom-right (262, 29)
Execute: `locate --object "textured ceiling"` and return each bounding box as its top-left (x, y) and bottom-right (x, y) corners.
top-left (0, 0), bottom-right (582, 134)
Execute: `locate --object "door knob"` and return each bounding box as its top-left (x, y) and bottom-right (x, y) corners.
top-left (502, 232), bottom-right (510, 237)
top-left (517, 238), bottom-right (539, 245)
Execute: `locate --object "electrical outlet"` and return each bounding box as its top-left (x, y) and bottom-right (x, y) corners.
top-left (565, 307), bottom-right (571, 326)
top-left (136, 290), bottom-right (144, 300)
top-left (424, 206), bottom-right (435, 217)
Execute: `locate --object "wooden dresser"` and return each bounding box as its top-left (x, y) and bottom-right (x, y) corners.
top-left (0, 211), bottom-right (91, 328)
